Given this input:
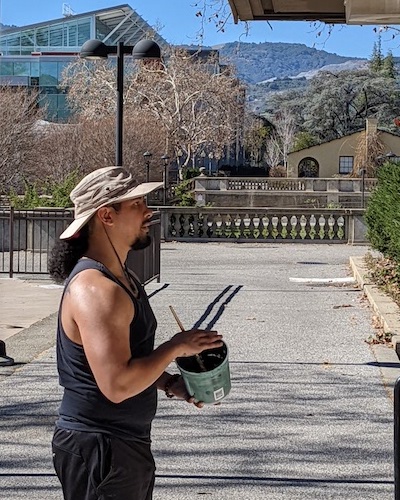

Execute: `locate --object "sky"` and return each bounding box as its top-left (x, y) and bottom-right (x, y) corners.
top-left (1, 0), bottom-right (399, 59)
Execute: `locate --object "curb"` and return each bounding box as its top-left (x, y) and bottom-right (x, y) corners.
top-left (350, 255), bottom-right (400, 391)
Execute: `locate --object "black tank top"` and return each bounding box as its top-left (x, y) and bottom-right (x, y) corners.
top-left (55, 258), bottom-right (158, 442)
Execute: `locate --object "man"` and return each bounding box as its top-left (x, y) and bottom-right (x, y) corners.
top-left (48, 166), bottom-right (223, 500)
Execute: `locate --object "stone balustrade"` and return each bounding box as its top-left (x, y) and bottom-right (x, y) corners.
top-left (193, 177), bottom-right (377, 208)
top-left (195, 177), bottom-right (377, 192)
top-left (159, 207), bottom-right (367, 244)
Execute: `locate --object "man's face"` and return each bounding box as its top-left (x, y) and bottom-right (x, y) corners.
top-left (114, 198), bottom-right (153, 249)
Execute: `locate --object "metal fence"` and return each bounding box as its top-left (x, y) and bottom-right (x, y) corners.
top-left (0, 207), bottom-right (161, 284)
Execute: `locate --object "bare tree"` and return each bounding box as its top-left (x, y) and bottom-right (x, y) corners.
top-left (61, 49), bottom-right (242, 179)
top-left (36, 113), bottom-right (167, 185)
top-left (271, 107), bottom-right (296, 169)
top-left (0, 86), bottom-right (44, 193)
top-left (264, 134), bottom-right (282, 173)
top-left (129, 49), bottom-right (243, 177)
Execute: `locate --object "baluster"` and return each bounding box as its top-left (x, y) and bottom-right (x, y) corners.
top-left (243, 213), bottom-right (251, 238)
top-left (299, 215), bottom-right (307, 239)
top-left (261, 216), bottom-right (269, 239)
top-left (253, 215), bottom-right (260, 239)
top-left (224, 214), bottom-right (232, 238)
top-left (328, 215), bottom-right (335, 240)
top-left (215, 213), bottom-right (223, 237)
top-left (197, 213), bottom-right (204, 238)
top-left (318, 215), bottom-right (326, 239)
top-left (234, 215), bottom-right (242, 238)
top-left (309, 214), bottom-right (316, 239)
top-left (169, 213), bottom-right (177, 237)
top-left (179, 214), bottom-right (186, 237)
top-left (290, 215), bottom-right (298, 239)
top-left (271, 216), bottom-right (279, 239)
top-left (187, 214), bottom-right (195, 237)
top-left (281, 216), bottom-right (288, 238)
top-left (206, 213), bottom-right (214, 237)
top-left (337, 215), bottom-right (345, 240)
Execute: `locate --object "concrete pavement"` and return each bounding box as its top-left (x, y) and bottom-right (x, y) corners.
top-left (0, 242), bottom-right (399, 499)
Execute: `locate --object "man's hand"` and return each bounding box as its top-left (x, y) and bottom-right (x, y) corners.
top-left (169, 329), bottom-right (223, 358)
top-left (168, 375), bottom-right (204, 408)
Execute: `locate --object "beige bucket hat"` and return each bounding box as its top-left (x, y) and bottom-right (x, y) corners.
top-left (60, 166), bottom-right (163, 240)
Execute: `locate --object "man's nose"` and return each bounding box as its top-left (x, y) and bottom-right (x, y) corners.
top-left (145, 206), bottom-right (153, 219)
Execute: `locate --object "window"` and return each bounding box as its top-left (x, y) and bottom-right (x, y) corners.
top-left (40, 62), bottom-right (58, 86)
top-left (339, 156), bottom-right (354, 174)
top-left (0, 62), bottom-right (13, 76)
top-left (77, 19), bottom-right (91, 46)
top-left (298, 157), bottom-right (319, 177)
top-left (36, 27), bottom-right (49, 47)
top-left (49, 24), bottom-right (63, 47)
top-left (13, 62), bottom-right (30, 76)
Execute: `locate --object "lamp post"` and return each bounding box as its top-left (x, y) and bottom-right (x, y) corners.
top-left (208, 152), bottom-right (214, 175)
top-left (80, 39), bottom-right (161, 167)
top-left (143, 151), bottom-right (152, 183)
top-left (359, 167), bottom-right (366, 209)
top-left (161, 154), bottom-right (170, 205)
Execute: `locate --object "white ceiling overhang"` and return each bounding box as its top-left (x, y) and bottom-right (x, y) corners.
top-left (228, 0), bottom-right (400, 25)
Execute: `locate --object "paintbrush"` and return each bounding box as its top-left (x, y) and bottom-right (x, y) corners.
top-left (169, 305), bottom-right (207, 372)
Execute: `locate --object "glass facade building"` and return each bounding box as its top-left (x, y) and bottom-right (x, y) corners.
top-left (0, 4), bottom-right (168, 121)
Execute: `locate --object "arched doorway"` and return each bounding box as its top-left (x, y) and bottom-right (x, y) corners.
top-left (298, 157), bottom-right (319, 177)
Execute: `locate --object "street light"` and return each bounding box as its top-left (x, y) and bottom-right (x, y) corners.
top-left (80, 39), bottom-right (161, 166)
top-left (143, 151), bottom-right (152, 183)
top-left (161, 154), bottom-right (170, 205)
top-left (359, 167), bottom-right (366, 209)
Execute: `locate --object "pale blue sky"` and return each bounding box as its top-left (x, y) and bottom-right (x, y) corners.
top-left (1, 0), bottom-right (398, 59)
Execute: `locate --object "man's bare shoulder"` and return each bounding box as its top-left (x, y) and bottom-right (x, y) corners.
top-left (67, 268), bottom-right (133, 319)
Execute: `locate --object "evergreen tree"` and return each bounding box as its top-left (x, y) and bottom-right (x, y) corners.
top-left (369, 35), bottom-right (383, 74)
top-left (383, 50), bottom-right (396, 79)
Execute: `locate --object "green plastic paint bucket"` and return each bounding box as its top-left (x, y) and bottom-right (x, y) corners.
top-left (176, 342), bottom-right (231, 404)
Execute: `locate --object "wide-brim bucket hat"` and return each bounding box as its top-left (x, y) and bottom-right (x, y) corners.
top-left (60, 166), bottom-right (163, 240)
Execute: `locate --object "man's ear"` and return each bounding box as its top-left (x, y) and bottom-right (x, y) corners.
top-left (96, 207), bottom-right (115, 227)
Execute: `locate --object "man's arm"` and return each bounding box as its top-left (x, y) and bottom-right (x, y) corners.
top-left (68, 272), bottom-right (222, 404)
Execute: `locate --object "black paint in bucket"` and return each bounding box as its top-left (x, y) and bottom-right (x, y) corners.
top-left (176, 342), bottom-right (231, 404)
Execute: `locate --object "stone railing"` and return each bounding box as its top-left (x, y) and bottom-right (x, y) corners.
top-left (159, 207), bottom-right (367, 244)
top-left (192, 177), bottom-right (377, 208)
top-left (195, 177), bottom-right (378, 192)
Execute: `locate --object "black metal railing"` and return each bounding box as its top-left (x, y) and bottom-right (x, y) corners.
top-left (0, 207), bottom-right (161, 284)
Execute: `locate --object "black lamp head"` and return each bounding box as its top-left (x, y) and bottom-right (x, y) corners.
top-left (80, 39), bottom-right (110, 59)
top-left (132, 39), bottom-right (161, 60)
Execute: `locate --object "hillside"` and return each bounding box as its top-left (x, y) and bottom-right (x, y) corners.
top-left (216, 41), bottom-right (364, 84)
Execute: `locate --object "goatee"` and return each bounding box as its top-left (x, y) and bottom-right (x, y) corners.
top-left (131, 235), bottom-right (152, 251)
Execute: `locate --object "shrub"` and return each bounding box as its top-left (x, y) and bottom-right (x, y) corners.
top-left (269, 165), bottom-right (287, 177)
top-left (8, 170), bottom-right (80, 209)
top-left (173, 179), bottom-right (196, 206)
top-left (365, 161), bottom-right (400, 261)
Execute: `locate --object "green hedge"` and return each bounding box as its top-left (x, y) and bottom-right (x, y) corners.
top-left (8, 170), bottom-right (79, 209)
top-left (365, 161), bottom-right (400, 262)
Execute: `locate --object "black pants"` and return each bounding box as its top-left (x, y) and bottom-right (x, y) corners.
top-left (52, 427), bottom-right (155, 500)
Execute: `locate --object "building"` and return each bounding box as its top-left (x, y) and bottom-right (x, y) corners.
top-left (0, 4), bottom-right (168, 120)
top-left (287, 119), bottom-right (400, 178)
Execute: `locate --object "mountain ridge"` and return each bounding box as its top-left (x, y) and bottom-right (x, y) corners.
top-left (214, 41), bottom-right (366, 84)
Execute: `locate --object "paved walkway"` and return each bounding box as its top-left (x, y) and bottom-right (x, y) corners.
top-left (0, 242), bottom-right (399, 499)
